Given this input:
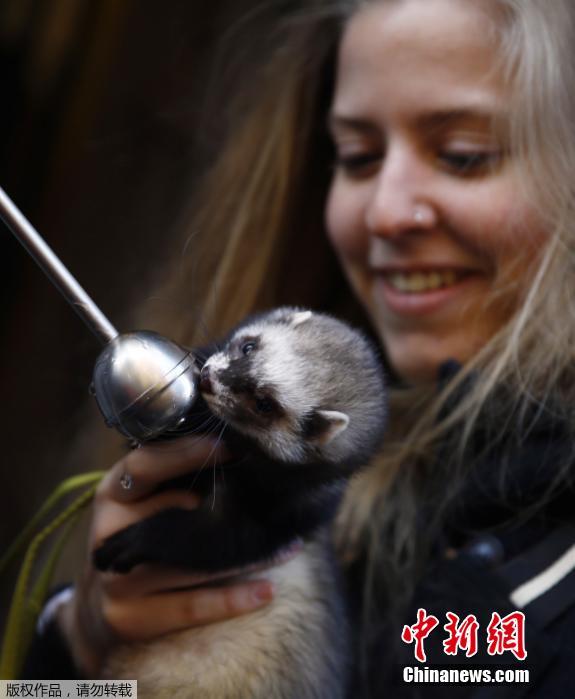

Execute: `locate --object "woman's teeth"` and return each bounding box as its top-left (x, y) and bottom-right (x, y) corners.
top-left (387, 270), bottom-right (460, 293)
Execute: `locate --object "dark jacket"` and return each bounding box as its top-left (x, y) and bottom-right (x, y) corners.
top-left (23, 396), bottom-right (575, 697)
top-left (348, 395), bottom-right (575, 698)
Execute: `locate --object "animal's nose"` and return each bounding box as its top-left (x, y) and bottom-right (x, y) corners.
top-left (199, 365), bottom-right (213, 394)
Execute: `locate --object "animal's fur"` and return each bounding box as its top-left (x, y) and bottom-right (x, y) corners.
top-left (104, 534), bottom-right (350, 698)
top-left (95, 307), bottom-right (387, 698)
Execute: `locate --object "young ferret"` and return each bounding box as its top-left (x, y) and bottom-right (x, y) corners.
top-left (94, 307), bottom-right (387, 699)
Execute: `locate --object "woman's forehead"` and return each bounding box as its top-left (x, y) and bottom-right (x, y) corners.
top-left (332, 0), bottom-right (506, 119)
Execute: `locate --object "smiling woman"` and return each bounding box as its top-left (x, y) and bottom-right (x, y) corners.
top-left (21, 0), bottom-right (575, 697)
top-left (326, 0), bottom-right (548, 384)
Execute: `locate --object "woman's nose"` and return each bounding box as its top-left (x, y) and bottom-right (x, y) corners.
top-left (364, 146), bottom-right (437, 238)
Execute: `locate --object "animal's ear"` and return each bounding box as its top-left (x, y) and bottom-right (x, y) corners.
top-left (290, 310), bottom-right (313, 327)
top-left (304, 409), bottom-right (349, 445)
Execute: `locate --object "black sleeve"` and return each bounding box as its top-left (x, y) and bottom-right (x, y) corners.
top-left (21, 616), bottom-right (81, 679)
top-left (20, 587), bottom-right (82, 679)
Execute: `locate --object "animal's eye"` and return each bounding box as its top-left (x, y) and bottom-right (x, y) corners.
top-left (242, 341), bottom-right (256, 356)
top-left (255, 397), bottom-right (274, 414)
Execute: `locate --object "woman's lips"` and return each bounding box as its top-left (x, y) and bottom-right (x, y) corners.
top-left (374, 268), bottom-right (480, 316)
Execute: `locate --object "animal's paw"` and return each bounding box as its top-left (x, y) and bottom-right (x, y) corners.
top-left (93, 508), bottom-right (201, 573)
top-left (93, 523), bottom-right (154, 573)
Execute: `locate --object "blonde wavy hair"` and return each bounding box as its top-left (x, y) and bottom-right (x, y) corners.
top-left (126, 0), bottom-right (575, 661)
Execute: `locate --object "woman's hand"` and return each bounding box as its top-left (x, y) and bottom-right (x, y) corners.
top-left (58, 436), bottom-right (276, 677)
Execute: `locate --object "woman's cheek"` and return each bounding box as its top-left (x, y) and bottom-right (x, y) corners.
top-left (325, 183), bottom-right (367, 262)
top-left (455, 178), bottom-right (546, 253)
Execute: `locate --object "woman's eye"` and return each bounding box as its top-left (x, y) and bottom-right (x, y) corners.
top-left (241, 341), bottom-right (256, 355)
top-left (334, 153), bottom-right (381, 177)
top-left (438, 150), bottom-right (502, 176)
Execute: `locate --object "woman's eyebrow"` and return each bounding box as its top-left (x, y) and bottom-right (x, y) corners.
top-left (414, 108), bottom-right (505, 131)
top-left (327, 114), bottom-right (378, 135)
top-left (327, 109), bottom-right (506, 134)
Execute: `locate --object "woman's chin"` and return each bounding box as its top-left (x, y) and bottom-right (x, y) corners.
top-left (382, 338), bottom-right (466, 387)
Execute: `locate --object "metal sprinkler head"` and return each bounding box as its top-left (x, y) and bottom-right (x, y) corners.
top-left (0, 186), bottom-right (198, 443)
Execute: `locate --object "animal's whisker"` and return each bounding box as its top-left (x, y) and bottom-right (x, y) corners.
top-left (209, 421), bottom-right (228, 511)
top-left (174, 410), bottom-right (222, 438)
top-left (185, 420), bottom-right (227, 493)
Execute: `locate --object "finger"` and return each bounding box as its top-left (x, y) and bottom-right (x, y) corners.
top-left (91, 489), bottom-right (200, 547)
top-left (102, 580), bottom-right (274, 641)
top-left (101, 541), bottom-right (304, 597)
top-left (101, 565), bottom-right (258, 598)
top-left (98, 435), bottom-right (231, 503)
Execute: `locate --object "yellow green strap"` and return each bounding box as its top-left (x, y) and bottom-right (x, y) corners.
top-left (3, 515), bottom-right (80, 679)
top-left (0, 472), bottom-right (105, 679)
top-left (0, 472), bottom-right (106, 576)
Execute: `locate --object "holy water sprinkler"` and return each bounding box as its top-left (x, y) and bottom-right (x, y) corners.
top-left (0, 186), bottom-right (198, 442)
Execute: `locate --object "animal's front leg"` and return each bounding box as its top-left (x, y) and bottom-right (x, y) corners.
top-left (93, 506), bottom-right (293, 574)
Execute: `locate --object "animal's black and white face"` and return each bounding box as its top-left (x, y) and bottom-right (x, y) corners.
top-left (199, 309), bottom-right (351, 463)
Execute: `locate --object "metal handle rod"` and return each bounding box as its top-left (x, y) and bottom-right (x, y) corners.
top-left (0, 186), bottom-right (118, 345)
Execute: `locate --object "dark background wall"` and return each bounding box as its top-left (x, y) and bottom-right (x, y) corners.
top-left (0, 0), bottom-right (291, 629)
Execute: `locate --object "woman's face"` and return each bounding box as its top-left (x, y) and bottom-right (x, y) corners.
top-left (326, 0), bottom-right (548, 385)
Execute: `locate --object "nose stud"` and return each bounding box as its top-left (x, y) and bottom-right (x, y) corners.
top-left (413, 206), bottom-right (426, 223)
top-left (412, 203), bottom-right (438, 227)
top-left (367, 200), bottom-right (437, 239)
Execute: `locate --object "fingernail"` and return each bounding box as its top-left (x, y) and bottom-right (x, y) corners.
top-left (251, 581), bottom-right (274, 604)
